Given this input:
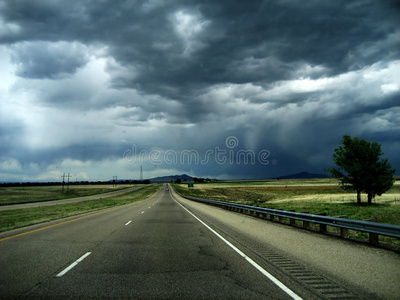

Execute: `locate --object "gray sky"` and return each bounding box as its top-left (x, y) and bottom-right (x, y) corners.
top-left (1, 0), bottom-right (399, 182)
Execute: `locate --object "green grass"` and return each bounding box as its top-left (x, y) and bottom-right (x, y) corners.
top-left (215, 178), bottom-right (338, 186)
top-left (258, 201), bottom-right (400, 225)
top-left (173, 180), bottom-right (400, 225)
top-left (174, 180), bottom-right (400, 248)
top-left (173, 183), bottom-right (355, 204)
top-left (0, 184), bottom-right (161, 233)
top-left (0, 184), bottom-right (134, 204)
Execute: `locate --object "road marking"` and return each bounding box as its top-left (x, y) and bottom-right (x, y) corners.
top-left (173, 198), bottom-right (303, 300)
top-left (56, 252), bottom-right (91, 277)
top-left (125, 220), bottom-right (132, 225)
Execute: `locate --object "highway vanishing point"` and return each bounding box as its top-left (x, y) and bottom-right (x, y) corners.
top-left (0, 185), bottom-right (399, 299)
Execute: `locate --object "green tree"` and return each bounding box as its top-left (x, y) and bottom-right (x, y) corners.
top-left (327, 135), bottom-right (395, 204)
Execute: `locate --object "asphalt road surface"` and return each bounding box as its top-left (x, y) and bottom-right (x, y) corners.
top-left (0, 185), bottom-right (399, 299)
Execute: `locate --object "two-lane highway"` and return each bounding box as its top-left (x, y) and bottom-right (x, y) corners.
top-left (1, 185), bottom-right (399, 299)
top-left (1, 186), bottom-right (299, 299)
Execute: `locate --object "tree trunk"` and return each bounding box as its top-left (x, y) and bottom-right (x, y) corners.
top-left (367, 193), bottom-right (374, 205)
top-left (357, 190), bottom-right (361, 204)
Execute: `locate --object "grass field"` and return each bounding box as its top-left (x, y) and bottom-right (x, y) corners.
top-left (173, 179), bottom-right (400, 225)
top-left (0, 184), bottom-right (135, 205)
top-left (173, 179), bottom-right (400, 248)
top-left (0, 184), bottom-right (161, 233)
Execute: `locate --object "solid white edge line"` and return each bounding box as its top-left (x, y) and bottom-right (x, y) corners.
top-left (173, 197), bottom-right (303, 300)
top-left (125, 220), bottom-right (132, 225)
top-left (56, 252), bottom-right (91, 277)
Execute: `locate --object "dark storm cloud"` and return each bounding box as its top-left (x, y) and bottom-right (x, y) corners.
top-left (99, 0), bottom-right (400, 98)
top-left (2, 1), bottom-right (399, 96)
top-left (0, 0), bottom-right (399, 181)
top-left (0, 0), bottom-right (88, 42)
top-left (10, 42), bottom-right (89, 79)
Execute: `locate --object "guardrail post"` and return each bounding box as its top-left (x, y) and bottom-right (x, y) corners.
top-left (300, 212), bottom-right (310, 229)
top-left (369, 233), bottom-right (379, 245)
top-left (318, 213), bottom-right (327, 233)
top-left (269, 214), bottom-right (275, 221)
top-left (339, 216), bottom-right (349, 238)
top-left (289, 210), bottom-right (296, 226)
top-left (303, 221), bottom-right (310, 229)
top-left (277, 209), bottom-right (284, 222)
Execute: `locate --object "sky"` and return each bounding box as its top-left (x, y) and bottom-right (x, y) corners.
top-left (0, 0), bottom-right (399, 182)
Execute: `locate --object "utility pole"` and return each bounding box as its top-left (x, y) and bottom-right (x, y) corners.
top-left (66, 173), bottom-right (72, 193)
top-left (140, 166), bottom-right (143, 181)
top-left (113, 175), bottom-right (118, 187)
top-left (61, 173), bottom-right (66, 193)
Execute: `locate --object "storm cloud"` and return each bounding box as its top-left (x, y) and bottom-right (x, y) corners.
top-left (0, 0), bottom-right (399, 181)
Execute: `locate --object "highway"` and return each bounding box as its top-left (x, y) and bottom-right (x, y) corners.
top-left (0, 185), bottom-right (399, 299)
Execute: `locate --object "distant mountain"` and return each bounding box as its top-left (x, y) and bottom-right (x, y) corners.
top-left (276, 171), bottom-right (329, 179)
top-left (150, 174), bottom-right (193, 183)
top-left (149, 172), bottom-right (328, 183)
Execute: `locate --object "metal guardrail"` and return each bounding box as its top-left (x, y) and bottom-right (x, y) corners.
top-left (174, 190), bottom-right (400, 245)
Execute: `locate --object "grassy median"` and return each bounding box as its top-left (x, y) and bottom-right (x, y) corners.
top-left (0, 184), bottom-right (161, 232)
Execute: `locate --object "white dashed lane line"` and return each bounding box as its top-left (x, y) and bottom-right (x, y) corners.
top-left (56, 252), bottom-right (91, 277)
top-left (56, 201), bottom-right (158, 278)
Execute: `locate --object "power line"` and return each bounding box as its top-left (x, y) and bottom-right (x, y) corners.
top-left (61, 173), bottom-right (65, 193)
top-left (61, 173), bottom-right (72, 193)
top-left (66, 173), bottom-right (72, 193)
